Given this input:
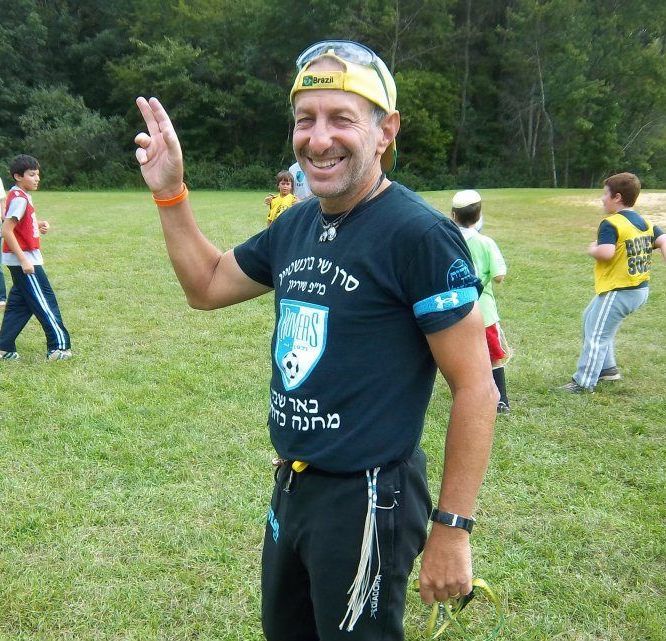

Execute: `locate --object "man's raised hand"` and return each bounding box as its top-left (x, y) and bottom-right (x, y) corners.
top-left (134, 97), bottom-right (184, 199)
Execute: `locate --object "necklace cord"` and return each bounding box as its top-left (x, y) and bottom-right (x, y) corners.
top-left (319, 173), bottom-right (386, 241)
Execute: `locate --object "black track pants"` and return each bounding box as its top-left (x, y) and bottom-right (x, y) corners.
top-left (261, 449), bottom-right (431, 641)
top-left (0, 265), bottom-right (70, 353)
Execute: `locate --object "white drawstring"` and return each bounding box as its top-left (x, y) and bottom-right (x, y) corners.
top-left (339, 467), bottom-right (381, 632)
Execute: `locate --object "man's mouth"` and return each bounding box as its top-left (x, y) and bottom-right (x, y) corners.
top-left (310, 157), bottom-right (344, 169)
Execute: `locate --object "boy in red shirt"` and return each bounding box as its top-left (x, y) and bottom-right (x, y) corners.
top-left (0, 155), bottom-right (71, 360)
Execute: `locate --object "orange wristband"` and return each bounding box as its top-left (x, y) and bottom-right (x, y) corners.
top-left (152, 183), bottom-right (188, 207)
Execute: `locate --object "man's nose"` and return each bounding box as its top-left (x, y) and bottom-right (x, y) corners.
top-left (307, 120), bottom-right (334, 153)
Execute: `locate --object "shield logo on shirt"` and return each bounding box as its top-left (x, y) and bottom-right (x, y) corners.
top-left (447, 258), bottom-right (476, 290)
top-left (275, 299), bottom-right (329, 390)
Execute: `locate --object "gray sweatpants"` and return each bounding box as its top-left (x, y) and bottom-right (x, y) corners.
top-left (573, 287), bottom-right (649, 390)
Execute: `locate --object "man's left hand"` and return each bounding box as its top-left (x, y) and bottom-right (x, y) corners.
top-left (38, 220), bottom-right (49, 234)
top-left (418, 525), bottom-right (472, 604)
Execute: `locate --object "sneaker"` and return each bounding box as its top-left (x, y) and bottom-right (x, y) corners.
top-left (0, 300), bottom-right (6, 307)
top-left (598, 366), bottom-right (621, 381)
top-left (560, 379), bottom-right (593, 393)
top-left (47, 349), bottom-right (72, 361)
top-left (496, 401), bottom-right (510, 414)
top-left (0, 350), bottom-right (20, 360)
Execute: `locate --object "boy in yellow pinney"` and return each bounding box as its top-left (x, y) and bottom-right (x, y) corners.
top-left (264, 170), bottom-right (298, 225)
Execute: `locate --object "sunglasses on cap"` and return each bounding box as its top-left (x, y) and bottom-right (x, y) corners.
top-left (295, 40), bottom-right (393, 111)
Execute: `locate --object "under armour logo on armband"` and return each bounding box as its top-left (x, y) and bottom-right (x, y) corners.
top-left (435, 292), bottom-right (459, 310)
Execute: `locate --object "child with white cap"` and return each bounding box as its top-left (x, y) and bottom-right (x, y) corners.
top-left (452, 190), bottom-right (510, 413)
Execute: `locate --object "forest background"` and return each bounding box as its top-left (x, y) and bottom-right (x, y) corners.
top-left (1, 0), bottom-right (665, 191)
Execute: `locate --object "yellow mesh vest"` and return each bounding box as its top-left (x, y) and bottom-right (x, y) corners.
top-left (594, 213), bottom-right (654, 294)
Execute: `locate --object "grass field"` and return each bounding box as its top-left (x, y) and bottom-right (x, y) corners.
top-left (0, 188), bottom-right (664, 641)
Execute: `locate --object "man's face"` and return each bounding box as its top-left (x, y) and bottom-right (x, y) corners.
top-left (15, 169), bottom-right (40, 192)
top-left (292, 62), bottom-right (384, 208)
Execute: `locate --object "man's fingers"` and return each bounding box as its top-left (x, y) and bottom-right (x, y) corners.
top-left (134, 132), bottom-right (161, 166)
top-left (162, 127), bottom-right (182, 157)
top-left (148, 97), bottom-right (172, 129)
top-left (135, 147), bottom-right (148, 166)
top-left (419, 585), bottom-right (435, 605)
top-left (136, 96), bottom-right (161, 138)
top-left (134, 132), bottom-right (151, 148)
top-left (137, 95), bottom-right (170, 141)
top-left (137, 98), bottom-right (182, 158)
top-left (134, 132), bottom-right (159, 166)
top-left (419, 580), bottom-right (472, 605)
top-left (144, 97), bottom-right (183, 158)
top-left (148, 98), bottom-right (178, 143)
top-left (135, 97), bottom-right (182, 159)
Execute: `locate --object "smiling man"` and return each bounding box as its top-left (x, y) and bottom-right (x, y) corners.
top-left (135, 40), bottom-right (496, 641)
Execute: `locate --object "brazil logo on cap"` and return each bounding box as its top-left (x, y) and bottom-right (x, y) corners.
top-left (302, 76), bottom-right (314, 87)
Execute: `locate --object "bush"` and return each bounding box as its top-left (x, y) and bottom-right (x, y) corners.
top-left (71, 162), bottom-right (142, 191)
top-left (228, 164), bottom-right (273, 190)
top-left (184, 160), bottom-right (229, 190)
top-left (19, 85), bottom-right (125, 189)
top-left (183, 161), bottom-right (273, 190)
top-left (391, 169), bottom-right (436, 192)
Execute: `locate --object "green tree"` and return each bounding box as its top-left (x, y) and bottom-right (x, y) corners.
top-left (19, 86), bottom-right (125, 188)
top-left (109, 35), bottom-right (289, 172)
top-left (585, 0), bottom-right (666, 183)
top-left (1, 0), bottom-right (664, 188)
top-left (395, 70), bottom-right (455, 184)
top-left (0, 0), bottom-right (48, 158)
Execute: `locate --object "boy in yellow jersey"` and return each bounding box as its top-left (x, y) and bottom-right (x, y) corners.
top-left (264, 170), bottom-right (298, 225)
top-left (562, 172), bottom-right (666, 392)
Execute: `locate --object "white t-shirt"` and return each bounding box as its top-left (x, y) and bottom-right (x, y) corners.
top-left (288, 162), bottom-right (312, 200)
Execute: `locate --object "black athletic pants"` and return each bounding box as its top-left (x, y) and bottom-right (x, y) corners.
top-left (261, 449), bottom-right (431, 641)
top-left (0, 265), bottom-right (70, 353)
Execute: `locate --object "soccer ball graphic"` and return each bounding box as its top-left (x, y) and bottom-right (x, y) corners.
top-left (281, 351), bottom-right (300, 380)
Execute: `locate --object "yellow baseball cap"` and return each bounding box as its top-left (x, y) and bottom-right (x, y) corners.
top-left (290, 41), bottom-right (398, 172)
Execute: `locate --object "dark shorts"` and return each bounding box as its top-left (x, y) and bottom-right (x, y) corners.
top-left (261, 449), bottom-right (432, 641)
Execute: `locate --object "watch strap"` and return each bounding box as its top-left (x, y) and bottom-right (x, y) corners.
top-left (430, 508), bottom-right (475, 534)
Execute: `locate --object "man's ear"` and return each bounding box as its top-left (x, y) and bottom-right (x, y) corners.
top-left (377, 110), bottom-right (400, 155)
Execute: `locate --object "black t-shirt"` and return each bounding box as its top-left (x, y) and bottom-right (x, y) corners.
top-left (234, 182), bottom-right (481, 472)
